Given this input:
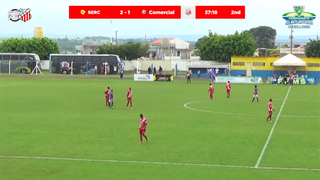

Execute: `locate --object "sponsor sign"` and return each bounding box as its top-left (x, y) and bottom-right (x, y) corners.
top-left (8, 8), bottom-right (31, 22)
top-left (134, 74), bottom-right (153, 81)
top-left (267, 77), bottom-right (318, 85)
top-left (154, 75), bottom-right (174, 81)
top-left (216, 76), bottom-right (262, 84)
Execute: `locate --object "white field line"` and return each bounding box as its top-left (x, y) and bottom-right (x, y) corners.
top-left (0, 85), bottom-right (8, 88)
top-left (0, 155), bottom-right (319, 172)
top-left (183, 99), bottom-right (319, 118)
top-left (255, 86), bottom-right (292, 168)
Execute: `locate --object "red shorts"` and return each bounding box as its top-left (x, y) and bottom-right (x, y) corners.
top-left (269, 111), bottom-right (273, 114)
top-left (139, 128), bottom-right (146, 134)
top-left (210, 92), bottom-right (213, 94)
top-left (215, 73), bottom-right (218, 76)
top-left (226, 90), bottom-right (230, 93)
top-left (127, 97), bottom-right (132, 101)
top-left (106, 97), bottom-right (109, 100)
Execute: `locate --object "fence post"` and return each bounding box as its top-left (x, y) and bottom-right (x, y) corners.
top-left (0, 61), bottom-right (1, 74)
top-left (9, 60), bottom-right (11, 74)
top-left (71, 61), bottom-right (73, 75)
top-left (174, 63), bottom-right (177, 76)
top-left (21, 61), bottom-right (24, 74)
top-left (105, 62), bottom-right (107, 75)
top-left (86, 62), bottom-right (89, 74)
top-left (50, 61), bottom-right (53, 74)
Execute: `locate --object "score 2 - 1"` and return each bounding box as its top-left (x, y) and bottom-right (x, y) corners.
top-left (120, 10), bottom-right (130, 15)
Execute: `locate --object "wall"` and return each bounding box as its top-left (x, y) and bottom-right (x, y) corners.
top-left (42, 59), bottom-right (229, 72)
top-left (231, 57), bottom-right (320, 78)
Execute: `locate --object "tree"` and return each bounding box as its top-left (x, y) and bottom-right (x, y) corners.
top-left (0, 37), bottom-right (60, 59)
top-left (97, 42), bottom-right (149, 60)
top-left (195, 37), bottom-right (205, 49)
top-left (197, 31), bottom-right (257, 62)
top-left (248, 26), bottom-right (277, 49)
top-left (305, 39), bottom-right (320, 57)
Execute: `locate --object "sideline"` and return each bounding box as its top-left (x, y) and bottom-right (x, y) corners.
top-left (0, 155), bottom-right (319, 172)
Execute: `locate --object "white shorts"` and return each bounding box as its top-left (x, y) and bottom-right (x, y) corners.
top-left (253, 95), bottom-right (258, 97)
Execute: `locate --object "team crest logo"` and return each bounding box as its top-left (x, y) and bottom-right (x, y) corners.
top-left (8, 8), bottom-right (31, 22)
top-left (80, 10), bottom-right (86, 15)
top-left (185, 8), bottom-right (191, 16)
top-left (282, 6), bottom-right (316, 29)
top-left (293, 6), bottom-right (304, 17)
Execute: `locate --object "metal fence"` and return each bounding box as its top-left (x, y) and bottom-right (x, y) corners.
top-left (0, 60), bottom-right (36, 74)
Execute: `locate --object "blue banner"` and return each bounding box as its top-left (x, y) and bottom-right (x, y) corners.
top-left (267, 77), bottom-right (318, 85)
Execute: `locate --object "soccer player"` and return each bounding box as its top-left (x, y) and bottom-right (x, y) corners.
top-left (108, 89), bottom-right (114, 108)
top-left (252, 85), bottom-right (259, 103)
top-left (139, 114), bottom-right (149, 144)
top-left (208, 83), bottom-right (214, 100)
top-left (266, 99), bottom-right (275, 122)
top-left (105, 87), bottom-right (110, 106)
top-left (127, 87), bottom-right (133, 109)
top-left (226, 81), bottom-right (231, 98)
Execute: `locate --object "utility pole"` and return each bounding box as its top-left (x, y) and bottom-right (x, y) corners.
top-left (115, 31), bottom-right (118, 45)
top-left (64, 35), bottom-right (68, 54)
top-left (317, 35), bottom-right (319, 40)
top-left (289, 28), bottom-right (294, 54)
top-left (145, 34), bottom-right (147, 44)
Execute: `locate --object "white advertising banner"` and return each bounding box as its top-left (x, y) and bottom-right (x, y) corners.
top-left (134, 74), bottom-right (154, 81)
top-left (216, 76), bottom-right (262, 84)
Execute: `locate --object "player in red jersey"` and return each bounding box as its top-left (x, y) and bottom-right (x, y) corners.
top-left (139, 114), bottom-right (149, 144)
top-left (126, 87), bottom-right (133, 109)
top-left (226, 81), bottom-right (231, 98)
top-left (105, 87), bottom-right (110, 106)
top-left (266, 99), bottom-right (275, 122)
top-left (208, 83), bottom-right (214, 100)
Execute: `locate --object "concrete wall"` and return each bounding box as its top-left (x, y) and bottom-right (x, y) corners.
top-left (42, 59), bottom-right (227, 72)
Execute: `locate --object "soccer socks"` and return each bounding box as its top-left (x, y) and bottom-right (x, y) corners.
top-left (252, 97), bottom-right (255, 102)
top-left (126, 102), bottom-right (129, 107)
top-left (257, 97), bottom-right (259, 102)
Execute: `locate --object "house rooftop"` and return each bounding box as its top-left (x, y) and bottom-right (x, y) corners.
top-left (150, 38), bottom-right (174, 45)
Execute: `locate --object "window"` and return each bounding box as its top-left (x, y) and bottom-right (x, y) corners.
top-left (0, 55), bottom-right (2, 60)
top-left (75, 56), bottom-right (83, 61)
top-left (109, 56), bottom-right (117, 64)
top-left (3, 55), bottom-right (10, 60)
top-left (51, 56), bottom-right (58, 61)
top-left (270, 62), bottom-right (273, 66)
top-left (67, 56), bottom-right (74, 61)
top-left (19, 55), bottom-right (27, 60)
top-left (84, 56), bottom-right (91, 62)
top-left (28, 55), bottom-right (35, 60)
top-left (101, 56), bottom-right (110, 62)
top-left (307, 63), bottom-right (319, 67)
top-left (253, 62), bottom-right (265, 66)
top-left (92, 56), bottom-right (100, 62)
top-left (57, 56), bottom-right (67, 62)
top-left (232, 62), bottom-right (245, 66)
top-left (11, 55), bottom-right (19, 60)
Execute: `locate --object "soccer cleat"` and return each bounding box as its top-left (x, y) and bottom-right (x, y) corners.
top-left (146, 137), bottom-right (149, 142)
top-left (131, 108), bottom-right (133, 109)
top-left (139, 141), bottom-right (143, 144)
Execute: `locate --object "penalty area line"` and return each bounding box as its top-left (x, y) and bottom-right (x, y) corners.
top-left (0, 155), bottom-right (319, 172)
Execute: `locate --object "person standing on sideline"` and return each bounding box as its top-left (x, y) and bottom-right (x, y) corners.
top-left (148, 66), bottom-right (151, 74)
top-left (197, 70), bottom-right (201, 78)
top-left (153, 67), bottom-right (156, 75)
top-left (120, 69), bottom-right (124, 80)
top-left (186, 71), bottom-right (191, 83)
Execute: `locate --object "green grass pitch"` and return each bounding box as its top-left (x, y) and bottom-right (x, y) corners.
top-left (0, 77), bottom-right (319, 180)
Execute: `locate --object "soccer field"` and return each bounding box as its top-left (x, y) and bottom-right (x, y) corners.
top-left (0, 77), bottom-right (319, 180)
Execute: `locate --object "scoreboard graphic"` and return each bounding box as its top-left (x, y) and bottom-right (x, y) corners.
top-left (69, 6), bottom-right (245, 19)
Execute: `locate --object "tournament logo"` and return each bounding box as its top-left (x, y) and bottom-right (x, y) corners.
top-left (80, 10), bottom-right (86, 15)
top-left (282, 6), bottom-right (316, 29)
top-left (185, 8), bottom-right (191, 16)
top-left (8, 8), bottom-right (32, 22)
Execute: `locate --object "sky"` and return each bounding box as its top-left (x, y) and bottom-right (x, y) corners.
top-left (0, 0), bottom-right (319, 38)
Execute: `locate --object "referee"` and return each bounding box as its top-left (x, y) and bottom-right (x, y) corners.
top-left (186, 71), bottom-right (191, 83)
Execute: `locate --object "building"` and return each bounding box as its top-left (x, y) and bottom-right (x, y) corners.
top-left (34, 27), bottom-right (43, 38)
top-left (149, 38), bottom-right (192, 60)
top-left (75, 41), bottom-right (104, 54)
top-left (231, 55), bottom-right (320, 78)
top-left (280, 46), bottom-right (306, 57)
